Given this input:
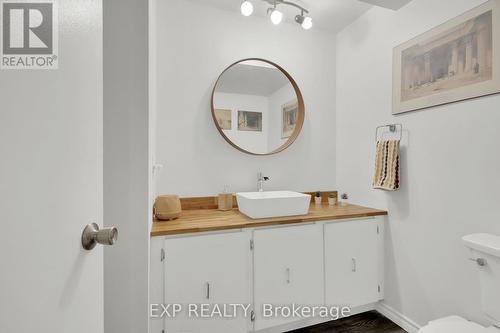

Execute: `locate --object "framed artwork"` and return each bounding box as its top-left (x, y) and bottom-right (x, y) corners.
top-left (238, 111), bottom-right (262, 132)
top-left (214, 109), bottom-right (232, 130)
top-left (393, 0), bottom-right (500, 114)
top-left (281, 99), bottom-right (298, 139)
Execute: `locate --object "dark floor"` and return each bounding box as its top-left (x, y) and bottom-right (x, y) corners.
top-left (288, 311), bottom-right (407, 333)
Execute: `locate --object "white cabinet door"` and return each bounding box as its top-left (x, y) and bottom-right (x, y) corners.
top-left (325, 219), bottom-right (383, 308)
top-left (164, 231), bottom-right (252, 333)
top-left (253, 224), bottom-right (324, 330)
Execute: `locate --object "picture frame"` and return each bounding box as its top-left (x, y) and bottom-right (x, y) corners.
top-left (281, 99), bottom-right (299, 139)
top-left (238, 111), bottom-right (262, 132)
top-left (393, 0), bottom-right (500, 114)
top-left (214, 109), bottom-right (232, 130)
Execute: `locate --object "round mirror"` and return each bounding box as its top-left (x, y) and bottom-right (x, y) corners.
top-left (211, 58), bottom-right (304, 155)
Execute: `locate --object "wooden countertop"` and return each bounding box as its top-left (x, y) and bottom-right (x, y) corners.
top-left (151, 203), bottom-right (387, 237)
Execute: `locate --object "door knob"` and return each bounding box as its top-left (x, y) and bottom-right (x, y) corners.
top-left (82, 223), bottom-right (118, 250)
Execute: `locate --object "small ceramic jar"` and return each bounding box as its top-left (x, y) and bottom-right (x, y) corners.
top-left (314, 192), bottom-right (322, 205)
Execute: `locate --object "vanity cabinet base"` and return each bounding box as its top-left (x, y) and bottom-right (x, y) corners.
top-left (150, 217), bottom-right (384, 333)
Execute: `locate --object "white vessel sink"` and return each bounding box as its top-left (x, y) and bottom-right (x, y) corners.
top-left (236, 191), bottom-right (311, 219)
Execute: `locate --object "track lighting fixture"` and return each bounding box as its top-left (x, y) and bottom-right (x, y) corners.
top-left (240, 0), bottom-right (312, 30)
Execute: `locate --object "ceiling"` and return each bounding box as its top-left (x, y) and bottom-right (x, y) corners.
top-left (216, 63), bottom-right (290, 96)
top-left (186, 0), bottom-right (374, 32)
top-left (359, 0), bottom-right (412, 10)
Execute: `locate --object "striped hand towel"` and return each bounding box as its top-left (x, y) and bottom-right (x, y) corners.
top-left (373, 140), bottom-right (400, 191)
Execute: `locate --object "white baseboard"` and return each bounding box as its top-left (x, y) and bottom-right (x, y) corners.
top-left (376, 302), bottom-right (421, 333)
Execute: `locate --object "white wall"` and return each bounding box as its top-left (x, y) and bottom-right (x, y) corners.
top-left (336, 0), bottom-right (500, 327)
top-left (214, 92), bottom-right (270, 154)
top-left (154, 0), bottom-right (337, 196)
top-left (103, 0), bottom-right (150, 332)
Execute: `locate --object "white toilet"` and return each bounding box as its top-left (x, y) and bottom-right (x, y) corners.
top-left (418, 233), bottom-right (500, 333)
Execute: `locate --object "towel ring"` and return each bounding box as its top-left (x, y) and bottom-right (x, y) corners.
top-left (375, 123), bottom-right (402, 142)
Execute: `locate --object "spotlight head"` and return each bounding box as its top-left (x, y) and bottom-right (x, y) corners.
top-left (295, 14), bottom-right (305, 24)
top-left (302, 16), bottom-right (313, 30)
top-left (270, 9), bottom-right (283, 25)
top-left (240, 1), bottom-right (254, 17)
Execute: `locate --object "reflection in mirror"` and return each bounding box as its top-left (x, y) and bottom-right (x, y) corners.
top-left (212, 59), bottom-right (304, 155)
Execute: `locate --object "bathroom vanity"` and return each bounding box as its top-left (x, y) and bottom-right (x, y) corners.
top-left (150, 200), bottom-right (387, 333)
top-left (147, 55), bottom-right (385, 333)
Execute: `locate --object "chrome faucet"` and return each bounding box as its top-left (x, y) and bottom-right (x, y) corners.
top-left (257, 172), bottom-right (270, 192)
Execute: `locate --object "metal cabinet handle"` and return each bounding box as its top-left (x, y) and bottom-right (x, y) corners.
top-left (206, 282), bottom-right (210, 299)
top-left (352, 258), bottom-right (357, 272)
top-left (82, 223), bottom-right (118, 250)
top-left (286, 268), bottom-right (291, 284)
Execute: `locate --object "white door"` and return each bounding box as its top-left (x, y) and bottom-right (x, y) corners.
top-left (325, 219), bottom-right (383, 307)
top-left (164, 232), bottom-right (252, 333)
top-left (253, 224), bottom-right (324, 330)
top-left (0, 1), bottom-right (103, 332)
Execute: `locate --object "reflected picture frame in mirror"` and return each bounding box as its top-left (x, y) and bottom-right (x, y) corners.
top-left (211, 58), bottom-right (305, 156)
top-left (281, 99), bottom-right (299, 139)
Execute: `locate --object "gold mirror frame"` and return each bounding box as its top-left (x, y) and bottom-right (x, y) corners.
top-left (211, 58), bottom-right (305, 156)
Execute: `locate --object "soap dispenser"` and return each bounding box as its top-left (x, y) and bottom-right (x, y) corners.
top-left (218, 185), bottom-right (233, 211)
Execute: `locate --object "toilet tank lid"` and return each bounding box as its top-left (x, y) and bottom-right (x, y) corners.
top-left (463, 233), bottom-right (500, 258)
